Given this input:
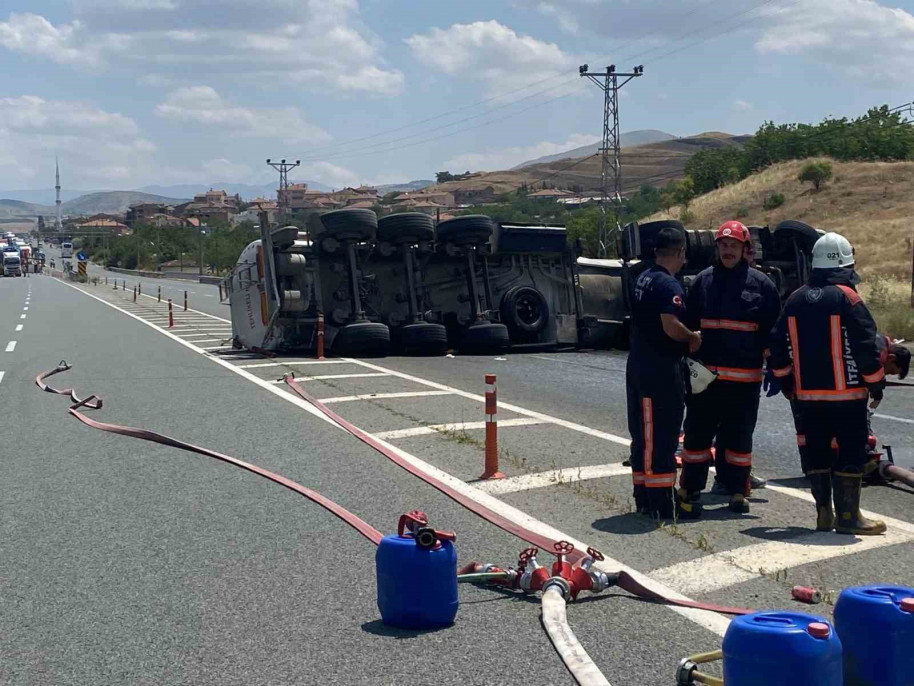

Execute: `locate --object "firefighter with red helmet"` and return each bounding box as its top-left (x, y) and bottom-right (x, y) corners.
top-left (769, 232), bottom-right (886, 535)
top-left (679, 221), bottom-right (781, 513)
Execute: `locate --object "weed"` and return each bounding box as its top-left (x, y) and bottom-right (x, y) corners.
top-left (762, 192), bottom-right (785, 210)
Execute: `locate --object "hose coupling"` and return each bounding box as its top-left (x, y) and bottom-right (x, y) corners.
top-left (543, 576), bottom-right (572, 602)
top-left (676, 658), bottom-right (697, 685)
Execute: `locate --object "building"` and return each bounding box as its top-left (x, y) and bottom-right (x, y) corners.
top-left (178, 188), bottom-right (241, 224)
top-left (454, 187), bottom-right (497, 206)
top-left (277, 183), bottom-right (312, 211)
top-left (126, 203), bottom-right (170, 227)
top-left (391, 190), bottom-right (455, 208)
top-left (528, 188), bottom-right (574, 201)
top-left (234, 198), bottom-right (279, 225)
top-left (74, 218), bottom-right (130, 235)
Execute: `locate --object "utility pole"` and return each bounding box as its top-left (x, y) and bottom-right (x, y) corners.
top-left (55, 157), bottom-right (62, 234)
top-left (579, 63), bottom-right (644, 256)
top-left (267, 158), bottom-right (300, 223)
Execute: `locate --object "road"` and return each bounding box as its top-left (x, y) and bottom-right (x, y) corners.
top-left (2, 272), bottom-right (913, 686)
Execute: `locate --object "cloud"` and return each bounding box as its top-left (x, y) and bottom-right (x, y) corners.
top-left (201, 158), bottom-right (253, 183)
top-left (0, 95), bottom-right (153, 186)
top-left (155, 86), bottom-right (330, 142)
top-left (4, 4), bottom-right (403, 96)
top-left (755, 0), bottom-right (914, 84)
top-left (0, 12), bottom-right (128, 67)
top-left (536, 3), bottom-right (580, 35)
top-left (301, 161), bottom-right (362, 189)
top-left (406, 20), bottom-right (574, 94)
top-left (733, 99), bottom-right (753, 111)
top-left (442, 133), bottom-right (600, 172)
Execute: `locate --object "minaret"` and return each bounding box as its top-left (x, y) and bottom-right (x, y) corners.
top-left (55, 157), bottom-right (62, 232)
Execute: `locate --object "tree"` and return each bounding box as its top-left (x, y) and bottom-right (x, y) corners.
top-left (672, 177), bottom-right (695, 207)
top-left (798, 161), bottom-right (833, 191)
top-left (435, 171), bottom-right (455, 183)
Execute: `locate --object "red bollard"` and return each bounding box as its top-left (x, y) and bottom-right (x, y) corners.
top-left (114, 279), bottom-right (118, 290)
top-left (123, 280), bottom-right (126, 291)
top-left (479, 374), bottom-right (505, 479)
top-left (157, 285), bottom-right (161, 303)
top-left (218, 283), bottom-right (224, 300)
top-left (184, 290), bottom-right (188, 312)
top-left (105, 276), bottom-right (108, 285)
top-left (138, 283), bottom-right (141, 296)
top-left (167, 299), bottom-right (174, 328)
top-left (316, 312), bottom-right (326, 360)
top-left (133, 286), bottom-right (137, 302)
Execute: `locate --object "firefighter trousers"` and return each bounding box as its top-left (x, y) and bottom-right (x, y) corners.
top-left (626, 356), bottom-right (683, 499)
top-left (795, 400), bottom-right (869, 473)
top-left (680, 380), bottom-right (761, 495)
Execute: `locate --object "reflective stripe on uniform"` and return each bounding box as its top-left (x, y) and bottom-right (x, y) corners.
top-left (632, 471), bottom-right (645, 485)
top-left (707, 365), bottom-right (763, 383)
top-left (644, 473), bottom-right (676, 488)
top-left (700, 318), bottom-right (759, 332)
top-left (724, 449), bottom-right (752, 467)
top-left (796, 434), bottom-right (806, 447)
top-left (795, 388), bottom-right (869, 401)
top-left (642, 398), bottom-right (654, 476)
top-left (830, 315), bottom-right (846, 391)
top-left (772, 365), bottom-right (793, 378)
top-left (862, 367), bottom-right (885, 384)
top-left (681, 448), bottom-right (713, 464)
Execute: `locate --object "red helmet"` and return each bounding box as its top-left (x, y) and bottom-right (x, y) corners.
top-left (716, 221), bottom-right (750, 243)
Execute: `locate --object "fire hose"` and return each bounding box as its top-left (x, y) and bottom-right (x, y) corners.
top-left (36, 362), bottom-right (754, 686)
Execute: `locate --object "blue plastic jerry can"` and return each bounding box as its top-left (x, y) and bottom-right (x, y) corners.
top-left (375, 514), bottom-right (458, 630)
top-left (722, 611), bottom-right (843, 686)
top-left (834, 585), bottom-right (914, 686)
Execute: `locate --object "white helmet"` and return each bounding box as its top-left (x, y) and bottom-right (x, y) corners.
top-left (812, 232), bottom-right (855, 269)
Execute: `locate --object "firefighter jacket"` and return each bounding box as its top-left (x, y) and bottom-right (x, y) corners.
top-left (684, 261), bottom-right (781, 383)
top-left (769, 269), bottom-right (885, 402)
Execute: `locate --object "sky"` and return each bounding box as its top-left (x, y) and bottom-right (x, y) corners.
top-left (1, 0), bottom-right (913, 191)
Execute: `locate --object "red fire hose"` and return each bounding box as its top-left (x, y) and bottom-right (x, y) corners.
top-left (282, 375), bottom-right (753, 616)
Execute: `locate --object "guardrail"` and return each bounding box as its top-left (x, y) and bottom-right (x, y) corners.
top-left (105, 266), bottom-right (222, 285)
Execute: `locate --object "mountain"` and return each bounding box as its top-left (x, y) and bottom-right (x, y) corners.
top-left (376, 180), bottom-right (434, 194)
top-left (431, 132), bottom-right (750, 198)
top-left (0, 189), bottom-right (96, 205)
top-left (0, 199), bottom-right (52, 219)
top-left (61, 192), bottom-right (188, 216)
top-left (511, 129), bottom-right (678, 170)
top-left (136, 180), bottom-right (332, 199)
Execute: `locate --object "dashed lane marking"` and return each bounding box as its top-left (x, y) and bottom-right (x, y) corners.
top-left (475, 463), bottom-right (630, 495)
top-left (5, 341), bottom-right (16, 352)
top-left (22, 307), bottom-right (28, 311)
top-left (20, 314), bottom-right (25, 320)
top-left (321, 391), bottom-right (453, 404)
top-left (0, 371), bottom-right (4, 385)
top-left (15, 324), bottom-right (23, 332)
top-left (268, 372), bottom-right (389, 383)
top-left (343, 358), bottom-right (632, 447)
top-left (374, 418), bottom-right (546, 440)
top-left (874, 413), bottom-right (914, 425)
top-left (649, 527), bottom-right (914, 597)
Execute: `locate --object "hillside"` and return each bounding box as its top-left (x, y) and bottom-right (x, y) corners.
top-left (0, 191), bottom-right (188, 218)
top-left (432, 132), bottom-right (749, 198)
top-left (136, 180), bottom-right (332, 198)
top-left (645, 158), bottom-right (914, 278)
top-left (511, 129), bottom-right (677, 169)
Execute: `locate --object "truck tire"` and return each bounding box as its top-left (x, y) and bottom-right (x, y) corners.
top-left (396, 322), bottom-right (448, 356)
top-left (772, 219), bottom-right (822, 256)
top-left (459, 321), bottom-right (510, 354)
top-left (437, 215), bottom-right (494, 246)
top-left (318, 209), bottom-right (378, 242)
top-left (378, 213), bottom-right (435, 245)
top-left (500, 285), bottom-right (549, 335)
top-left (332, 321), bottom-right (390, 357)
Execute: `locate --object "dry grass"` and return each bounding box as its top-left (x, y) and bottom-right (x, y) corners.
top-left (647, 158), bottom-right (914, 279)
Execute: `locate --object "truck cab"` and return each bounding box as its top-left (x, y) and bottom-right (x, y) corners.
top-left (3, 252), bottom-right (22, 277)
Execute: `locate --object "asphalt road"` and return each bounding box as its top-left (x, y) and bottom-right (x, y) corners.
top-left (3, 273), bottom-right (913, 686)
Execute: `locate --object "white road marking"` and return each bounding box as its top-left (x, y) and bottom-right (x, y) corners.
top-left (15, 324), bottom-right (23, 332)
top-left (5, 341), bottom-right (16, 352)
top-left (374, 418), bottom-right (545, 440)
top-left (237, 360), bottom-right (350, 369)
top-left (344, 358), bottom-right (632, 447)
top-left (22, 307), bottom-right (28, 311)
top-left (649, 527), bottom-right (914, 597)
top-left (321, 391), bottom-right (453, 404)
top-left (269, 372), bottom-right (389, 383)
top-left (874, 413), bottom-right (914, 425)
top-left (137, 292), bottom-right (230, 322)
top-left (186, 338), bottom-right (226, 345)
top-left (59, 275), bottom-right (731, 635)
top-left (475, 463), bottom-right (631, 495)
top-left (20, 314), bottom-right (25, 320)
top-left (201, 345), bottom-right (234, 351)
top-left (0, 371), bottom-right (4, 385)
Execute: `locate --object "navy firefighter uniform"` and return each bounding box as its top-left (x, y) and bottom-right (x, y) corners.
top-left (626, 263), bottom-right (688, 515)
top-left (769, 232), bottom-right (886, 535)
top-left (680, 230), bottom-right (781, 504)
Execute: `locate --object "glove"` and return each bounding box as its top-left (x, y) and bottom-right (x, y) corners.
top-left (779, 374), bottom-right (795, 400)
top-left (763, 369), bottom-right (781, 397)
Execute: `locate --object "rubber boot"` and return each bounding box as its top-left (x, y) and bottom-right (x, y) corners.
top-left (728, 493), bottom-right (750, 514)
top-left (675, 488), bottom-right (702, 520)
top-left (832, 471), bottom-right (886, 536)
top-left (807, 469), bottom-right (834, 532)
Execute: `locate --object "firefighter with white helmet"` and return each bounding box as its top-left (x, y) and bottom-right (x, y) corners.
top-left (769, 232), bottom-right (887, 535)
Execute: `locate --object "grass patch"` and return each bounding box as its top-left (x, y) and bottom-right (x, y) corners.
top-left (860, 276), bottom-right (914, 340)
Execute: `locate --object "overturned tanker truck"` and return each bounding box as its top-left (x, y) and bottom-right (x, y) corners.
top-left (223, 208), bottom-right (818, 357)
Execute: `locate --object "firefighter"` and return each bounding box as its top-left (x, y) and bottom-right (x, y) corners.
top-left (769, 232), bottom-right (886, 535)
top-left (626, 227), bottom-right (702, 519)
top-left (679, 221), bottom-right (781, 513)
